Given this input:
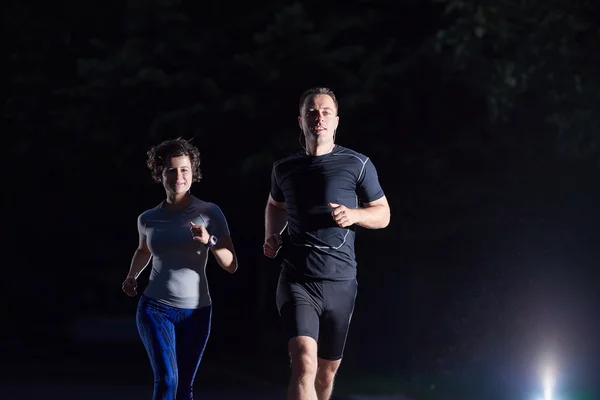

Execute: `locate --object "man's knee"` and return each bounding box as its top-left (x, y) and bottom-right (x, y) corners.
top-left (316, 358), bottom-right (341, 388)
top-left (289, 336), bottom-right (318, 376)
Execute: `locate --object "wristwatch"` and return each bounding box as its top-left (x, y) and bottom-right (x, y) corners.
top-left (207, 235), bottom-right (218, 248)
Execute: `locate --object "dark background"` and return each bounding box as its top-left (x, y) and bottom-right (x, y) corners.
top-left (4, 0), bottom-right (600, 399)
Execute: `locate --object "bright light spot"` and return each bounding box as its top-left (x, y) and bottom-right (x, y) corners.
top-left (542, 364), bottom-right (555, 400)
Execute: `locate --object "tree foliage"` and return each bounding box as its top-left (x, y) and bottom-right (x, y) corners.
top-left (433, 0), bottom-right (600, 159)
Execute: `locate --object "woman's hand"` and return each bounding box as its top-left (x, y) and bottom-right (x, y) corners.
top-left (189, 221), bottom-right (211, 245)
top-left (122, 277), bottom-right (138, 297)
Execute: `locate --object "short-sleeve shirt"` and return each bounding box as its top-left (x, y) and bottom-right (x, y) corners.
top-left (138, 196), bottom-right (230, 309)
top-left (271, 145), bottom-right (385, 281)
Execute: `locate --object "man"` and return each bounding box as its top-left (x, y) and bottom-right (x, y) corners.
top-left (263, 87), bottom-right (391, 400)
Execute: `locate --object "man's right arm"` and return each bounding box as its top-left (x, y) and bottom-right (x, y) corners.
top-left (265, 194), bottom-right (287, 240)
top-left (265, 164), bottom-right (288, 241)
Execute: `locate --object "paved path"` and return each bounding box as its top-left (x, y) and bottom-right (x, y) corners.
top-left (1, 358), bottom-right (395, 400)
top-left (0, 381), bottom-right (413, 400)
top-left (0, 358), bottom-right (290, 400)
top-left (0, 345), bottom-right (414, 400)
top-left (0, 381), bottom-right (289, 400)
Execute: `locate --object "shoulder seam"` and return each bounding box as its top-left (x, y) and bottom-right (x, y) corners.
top-left (273, 152), bottom-right (304, 169)
top-left (332, 151), bottom-right (369, 181)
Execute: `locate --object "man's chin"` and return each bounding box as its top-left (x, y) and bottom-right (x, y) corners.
top-left (308, 131), bottom-right (332, 140)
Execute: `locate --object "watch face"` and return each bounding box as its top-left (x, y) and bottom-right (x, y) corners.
top-left (209, 235), bottom-right (217, 246)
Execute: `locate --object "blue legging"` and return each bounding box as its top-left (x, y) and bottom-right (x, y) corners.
top-left (136, 295), bottom-right (212, 400)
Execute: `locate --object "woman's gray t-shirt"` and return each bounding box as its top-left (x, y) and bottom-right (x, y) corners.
top-left (137, 196), bottom-right (230, 309)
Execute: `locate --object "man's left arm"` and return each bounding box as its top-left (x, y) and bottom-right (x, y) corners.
top-left (353, 195), bottom-right (390, 229)
top-left (330, 157), bottom-right (390, 229)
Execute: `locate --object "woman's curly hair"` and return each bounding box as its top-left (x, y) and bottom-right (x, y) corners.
top-left (146, 137), bottom-right (202, 183)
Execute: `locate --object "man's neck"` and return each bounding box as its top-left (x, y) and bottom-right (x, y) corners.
top-left (306, 141), bottom-right (335, 156)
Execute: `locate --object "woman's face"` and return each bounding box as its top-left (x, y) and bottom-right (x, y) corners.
top-left (162, 155), bottom-right (192, 195)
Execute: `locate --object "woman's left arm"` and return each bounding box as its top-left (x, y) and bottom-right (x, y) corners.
top-left (210, 235), bottom-right (238, 274)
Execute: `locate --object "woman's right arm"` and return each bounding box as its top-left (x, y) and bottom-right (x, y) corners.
top-left (122, 217), bottom-right (151, 297)
top-left (126, 215), bottom-right (152, 279)
top-left (126, 232), bottom-right (152, 279)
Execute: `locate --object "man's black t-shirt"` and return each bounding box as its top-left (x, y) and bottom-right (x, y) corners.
top-left (270, 145), bottom-right (385, 281)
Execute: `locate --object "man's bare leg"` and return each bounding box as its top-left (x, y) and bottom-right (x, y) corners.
top-left (315, 358), bottom-right (341, 400)
top-left (288, 336), bottom-right (319, 400)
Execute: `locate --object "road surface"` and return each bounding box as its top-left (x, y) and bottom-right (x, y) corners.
top-left (0, 351), bottom-right (379, 400)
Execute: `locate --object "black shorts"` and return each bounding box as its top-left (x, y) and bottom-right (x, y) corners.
top-left (276, 272), bottom-right (358, 360)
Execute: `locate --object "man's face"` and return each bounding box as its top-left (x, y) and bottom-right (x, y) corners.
top-left (298, 94), bottom-right (339, 143)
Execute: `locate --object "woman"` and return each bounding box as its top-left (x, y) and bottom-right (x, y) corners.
top-left (121, 137), bottom-right (238, 400)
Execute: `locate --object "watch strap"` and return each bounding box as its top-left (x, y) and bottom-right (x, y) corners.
top-left (207, 235), bottom-right (218, 248)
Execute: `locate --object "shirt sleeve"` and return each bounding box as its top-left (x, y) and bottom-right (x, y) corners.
top-left (207, 204), bottom-right (231, 237)
top-left (137, 213), bottom-right (147, 238)
top-left (270, 164), bottom-right (285, 203)
top-left (357, 158), bottom-right (385, 203)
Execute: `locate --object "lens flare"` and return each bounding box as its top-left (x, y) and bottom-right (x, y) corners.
top-left (542, 364), bottom-right (555, 400)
